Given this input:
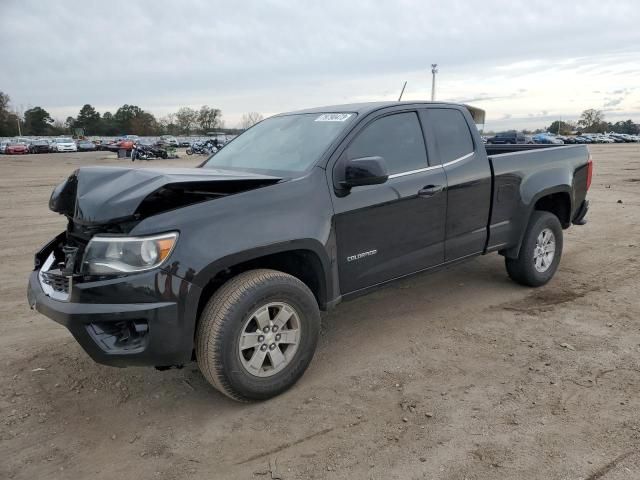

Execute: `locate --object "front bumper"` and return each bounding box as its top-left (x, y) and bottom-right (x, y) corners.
top-left (27, 261), bottom-right (201, 368)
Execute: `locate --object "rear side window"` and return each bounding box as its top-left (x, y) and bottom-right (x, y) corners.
top-left (346, 112), bottom-right (427, 175)
top-left (423, 109), bottom-right (474, 164)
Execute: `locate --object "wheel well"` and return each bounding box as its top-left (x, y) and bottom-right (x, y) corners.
top-left (196, 250), bottom-right (328, 320)
top-left (534, 192), bottom-right (571, 228)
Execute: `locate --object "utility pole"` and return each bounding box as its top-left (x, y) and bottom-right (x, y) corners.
top-left (17, 117), bottom-right (21, 136)
top-left (431, 64), bottom-right (438, 101)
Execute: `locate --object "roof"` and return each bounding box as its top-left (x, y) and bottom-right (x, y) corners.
top-left (280, 101), bottom-right (486, 124)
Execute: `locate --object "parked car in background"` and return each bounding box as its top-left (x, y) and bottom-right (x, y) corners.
top-left (159, 135), bottom-right (179, 147)
top-left (533, 133), bottom-right (564, 145)
top-left (77, 139), bottom-right (97, 152)
top-left (0, 140), bottom-right (10, 154)
top-left (487, 131), bottom-right (526, 144)
top-left (93, 140), bottom-right (114, 151)
top-left (51, 138), bottom-right (78, 152)
top-left (103, 141), bottom-right (122, 152)
top-left (29, 139), bottom-right (51, 153)
top-left (610, 133), bottom-right (638, 143)
top-left (5, 142), bottom-right (29, 154)
top-left (115, 138), bottom-right (135, 150)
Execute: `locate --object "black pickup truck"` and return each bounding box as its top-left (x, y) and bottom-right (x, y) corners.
top-left (27, 101), bottom-right (592, 401)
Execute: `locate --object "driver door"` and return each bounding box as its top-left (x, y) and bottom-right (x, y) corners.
top-left (331, 110), bottom-right (447, 294)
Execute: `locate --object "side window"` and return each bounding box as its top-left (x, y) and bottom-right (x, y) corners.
top-left (423, 109), bottom-right (474, 164)
top-left (346, 112), bottom-right (427, 175)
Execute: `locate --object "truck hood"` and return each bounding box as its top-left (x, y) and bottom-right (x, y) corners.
top-left (49, 166), bottom-right (282, 225)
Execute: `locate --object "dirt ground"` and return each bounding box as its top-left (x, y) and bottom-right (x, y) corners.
top-left (1, 145), bottom-right (639, 480)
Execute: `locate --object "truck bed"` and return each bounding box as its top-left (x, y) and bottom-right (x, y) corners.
top-left (485, 144), bottom-right (590, 254)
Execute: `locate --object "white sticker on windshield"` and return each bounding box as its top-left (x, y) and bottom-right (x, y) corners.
top-left (315, 113), bottom-right (352, 122)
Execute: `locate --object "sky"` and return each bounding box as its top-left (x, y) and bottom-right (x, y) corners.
top-left (1, 0), bottom-right (639, 131)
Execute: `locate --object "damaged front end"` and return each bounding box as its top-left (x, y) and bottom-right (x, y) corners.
top-left (43, 165), bottom-right (282, 283)
top-left (29, 165), bottom-right (281, 367)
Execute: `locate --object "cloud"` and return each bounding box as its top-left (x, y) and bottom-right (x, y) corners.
top-left (1, 0), bottom-right (639, 128)
top-left (604, 98), bottom-right (624, 107)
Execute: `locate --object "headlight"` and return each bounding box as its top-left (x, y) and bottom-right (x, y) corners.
top-left (81, 232), bottom-right (178, 275)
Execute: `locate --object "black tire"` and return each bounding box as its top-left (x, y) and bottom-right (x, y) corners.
top-left (505, 211), bottom-right (563, 287)
top-left (196, 269), bottom-right (320, 402)
top-left (185, 148), bottom-right (192, 155)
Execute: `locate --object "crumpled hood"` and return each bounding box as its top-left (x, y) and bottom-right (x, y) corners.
top-left (49, 166), bottom-right (282, 224)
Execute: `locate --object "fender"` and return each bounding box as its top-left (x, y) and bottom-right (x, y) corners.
top-left (520, 167), bottom-right (573, 208)
top-left (185, 237), bottom-right (334, 314)
top-left (503, 184), bottom-right (573, 260)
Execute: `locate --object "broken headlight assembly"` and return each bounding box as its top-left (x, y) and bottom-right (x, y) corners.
top-left (81, 232), bottom-right (178, 275)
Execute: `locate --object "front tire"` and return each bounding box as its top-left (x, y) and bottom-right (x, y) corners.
top-left (505, 211), bottom-right (563, 287)
top-left (196, 269), bottom-right (320, 401)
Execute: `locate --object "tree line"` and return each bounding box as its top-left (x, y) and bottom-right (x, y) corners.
top-left (0, 91), bottom-right (263, 137)
top-left (545, 109), bottom-right (639, 135)
top-left (6, 90), bottom-right (635, 138)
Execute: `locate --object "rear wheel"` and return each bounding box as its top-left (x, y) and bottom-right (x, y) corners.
top-left (196, 269), bottom-right (320, 401)
top-left (505, 211), bottom-right (563, 287)
top-left (185, 148), bottom-right (193, 155)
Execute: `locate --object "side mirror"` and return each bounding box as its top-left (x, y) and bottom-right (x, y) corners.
top-left (340, 156), bottom-right (389, 189)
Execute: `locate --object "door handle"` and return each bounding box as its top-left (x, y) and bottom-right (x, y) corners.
top-left (418, 184), bottom-right (443, 197)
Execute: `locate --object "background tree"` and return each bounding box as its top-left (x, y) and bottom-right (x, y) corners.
top-left (577, 109), bottom-right (606, 133)
top-left (130, 111), bottom-right (158, 136)
top-left (114, 104), bottom-right (145, 133)
top-left (608, 119), bottom-right (639, 135)
top-left (240, 112), bottom-right (264, 130)
top-left (0, 91), bottom-right (21, 136)
top-left (75, 104), bottom-right (101, 135)
top-left (23, 106), bottom-right (54, 135)
top-left (175, 107), bottom-right (198, 135)
top-left (0, 91), bottom-right (12, 135)
top-left (159, 113), bottom-right (179, 135)
top-left (101, 112), bottom-right (118, 136)
top-left (547, 120), bottom-right (575, 135)
top-left (198, 105), bottom-right (222, 132)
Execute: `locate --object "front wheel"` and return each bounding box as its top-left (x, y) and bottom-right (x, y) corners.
top-left (505, 211), bottom-right (563, 287)
top-left (196, 269), bottom-right (320, 401)
top-left (185, 148), bottom-right (193, 155)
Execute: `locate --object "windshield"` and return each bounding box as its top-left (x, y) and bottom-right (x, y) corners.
top-left (202, 113), bottom-right (356, 175)
top-left (57, 138), bottom-right (73, 143)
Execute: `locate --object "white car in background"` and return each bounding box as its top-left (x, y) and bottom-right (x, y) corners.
top-left (52, 138), bottom-right (78, 152)
top-left (0, 140), bottom-right (10, 154)
top-left (160, 135), bottom-right (179, 147)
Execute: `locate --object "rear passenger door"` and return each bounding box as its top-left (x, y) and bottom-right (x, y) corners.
top-left (331, 110), bottom-right (447, 294)
top-left (420, 108), bottom-right (492, 261)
